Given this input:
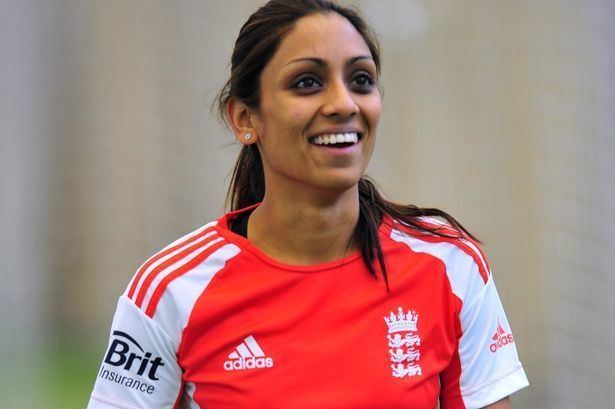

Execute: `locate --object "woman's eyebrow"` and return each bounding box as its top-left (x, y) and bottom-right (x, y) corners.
top-left (285, 57), bottom-right (326, 67)
top-left (284, 55), bottom-right (373, 67)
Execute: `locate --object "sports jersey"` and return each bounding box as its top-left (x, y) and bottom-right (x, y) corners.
top-left (87, 205), bottom-right (529, 409)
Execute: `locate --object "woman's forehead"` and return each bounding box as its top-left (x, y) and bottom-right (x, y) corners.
top-left (271, 13), bottom-right (372, 68)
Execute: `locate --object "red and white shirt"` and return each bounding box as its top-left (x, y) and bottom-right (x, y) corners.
top-left (88, 207), bottom-right (528, 409)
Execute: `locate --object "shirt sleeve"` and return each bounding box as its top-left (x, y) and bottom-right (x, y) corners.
top-left (440, 271), bottom-right (529, 409)
top-left (87, 296), bottom-right (183, 409)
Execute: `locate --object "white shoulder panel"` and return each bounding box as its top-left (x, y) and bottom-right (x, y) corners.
top-left (389, 228), bottom-right (485, 304)
top-left (89, 229), bottom-right (241, 409)
top-left (87, 297), bottom-right (183, 409)
top-left (152, 243), bottom-right (241, 342)
top-left (125, 222), bottom-right (218, 300)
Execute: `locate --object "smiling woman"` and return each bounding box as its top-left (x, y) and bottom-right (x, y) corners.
top-left (87, 1), bottom-right (528, 408)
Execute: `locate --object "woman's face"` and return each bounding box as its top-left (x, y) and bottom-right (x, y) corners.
top-left (252, 12), bottom-right (382, 195)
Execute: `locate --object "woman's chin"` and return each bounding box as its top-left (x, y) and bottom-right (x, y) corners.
top-left (266, 167), bottom-right (365, 197)
top-left (307, 171), bottom-right (364, 194)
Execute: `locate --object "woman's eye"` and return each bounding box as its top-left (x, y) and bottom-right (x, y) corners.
top-left (292, 76), bottom-right (322, 90)
top-left (351, 73), bottom-right (375, 91)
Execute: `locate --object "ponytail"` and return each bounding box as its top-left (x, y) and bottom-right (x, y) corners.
top-left (356, 178), bottom-right (480, 287)
top-left (226, 145), bottom-right (265, 210)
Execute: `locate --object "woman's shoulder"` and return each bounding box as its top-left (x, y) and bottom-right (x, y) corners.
top-left (120, 217), bottom-right (243, 337)
top-left (384, 215), bottom-right (465, 241)
top-left (384, 215), bottom-right (492, 287)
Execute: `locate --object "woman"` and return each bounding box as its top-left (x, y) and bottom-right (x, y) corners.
top-left (87, 1), bottom-right (528, 408)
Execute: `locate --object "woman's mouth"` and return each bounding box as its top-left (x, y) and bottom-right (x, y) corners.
top-left (309, 132), bottom-right (361, 148)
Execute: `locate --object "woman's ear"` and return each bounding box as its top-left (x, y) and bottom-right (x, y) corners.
top-left (227, 98), bottom-right (259, 145)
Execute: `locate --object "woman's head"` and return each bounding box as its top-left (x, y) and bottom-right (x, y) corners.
top-left (218, 0), bottom-right (382, 209)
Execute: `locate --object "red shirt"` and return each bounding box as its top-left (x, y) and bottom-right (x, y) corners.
top-left (88, 207), bottom-right (528, 409)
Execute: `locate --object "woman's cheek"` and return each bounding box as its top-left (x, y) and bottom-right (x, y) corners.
top-left (289, 102), bottom-right (313, 121)
top-left (365, 97), bottom-right (382, 122)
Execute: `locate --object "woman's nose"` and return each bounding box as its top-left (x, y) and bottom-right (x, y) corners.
top-left (321, 80), bottom-right (359, 118)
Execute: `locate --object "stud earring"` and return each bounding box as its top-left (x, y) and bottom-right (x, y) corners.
top-left (245, 132), bottom-right (252, 141)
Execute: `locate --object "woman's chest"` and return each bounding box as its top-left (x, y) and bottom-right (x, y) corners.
top-left (178, 255), bottom-right (460, 408)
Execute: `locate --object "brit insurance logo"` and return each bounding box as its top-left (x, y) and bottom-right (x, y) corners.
top-left (384, 307), bottom-right (422, 378)
top-left (97, 330), bottom-right (165, 395)
top-left (489, 319), bottom-right (515, 353)
top-left (224, 335), bottom-right (274, 371)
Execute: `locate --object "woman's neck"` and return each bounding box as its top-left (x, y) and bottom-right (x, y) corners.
top-left (247, 185), bottom-right (360, 265)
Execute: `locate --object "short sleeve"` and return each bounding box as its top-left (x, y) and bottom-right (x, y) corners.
top-left (87, 296), bottom-right (183, 409)
top-left (440, 272), bottom-right (529, 408)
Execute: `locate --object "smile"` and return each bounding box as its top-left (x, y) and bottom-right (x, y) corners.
top-left (309, 132), bottom-right (361, 147)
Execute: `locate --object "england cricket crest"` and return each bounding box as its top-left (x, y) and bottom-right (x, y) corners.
top-left (384, 307), bottom-right (422, 378)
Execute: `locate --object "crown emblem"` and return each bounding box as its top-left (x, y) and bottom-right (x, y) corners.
top-left (384, 307), bottom-right (418, 334)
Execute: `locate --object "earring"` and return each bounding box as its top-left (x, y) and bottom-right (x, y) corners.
top-left (245, 132), bottom-right (252, 141)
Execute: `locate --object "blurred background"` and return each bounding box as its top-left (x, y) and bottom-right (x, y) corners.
top-left (1, 0), bottom-right (614, 407)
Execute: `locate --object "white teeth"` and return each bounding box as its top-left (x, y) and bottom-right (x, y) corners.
top-left (311, 132), bottom-right (359, 146)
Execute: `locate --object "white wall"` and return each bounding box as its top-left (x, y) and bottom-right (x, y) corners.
top-left (1, 1), bottom-right (613, 407)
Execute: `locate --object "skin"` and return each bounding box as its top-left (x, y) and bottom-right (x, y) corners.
top-left (227, 12), bottom-right (512, 409)
top-left (228, 12), bottom-right (380, 265)
top-left (485, 397), bottom-right (510, 409)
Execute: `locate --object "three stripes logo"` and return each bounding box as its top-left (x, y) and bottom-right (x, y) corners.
top-left (223, 335), bottom-right (274, 371)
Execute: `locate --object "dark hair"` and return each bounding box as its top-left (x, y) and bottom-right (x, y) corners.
top-left (216, 0), bottom-right (478, 286)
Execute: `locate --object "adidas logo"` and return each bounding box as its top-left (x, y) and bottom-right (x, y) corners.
top-left (223, 335), bottom-right (274, 371)
top-left (489, 319), bottom-right (515, 353)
